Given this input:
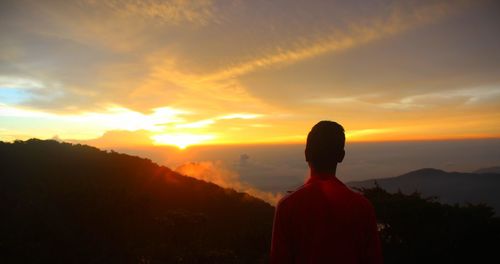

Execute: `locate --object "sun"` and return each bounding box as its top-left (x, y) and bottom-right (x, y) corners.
top-left (151, 133), bottom-right (215, 149)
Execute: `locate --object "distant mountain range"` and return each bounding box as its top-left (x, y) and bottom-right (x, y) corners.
top-left (473, 166), bottom-right (500, 174)
top-left (348, 167), bottom-right (500, 215)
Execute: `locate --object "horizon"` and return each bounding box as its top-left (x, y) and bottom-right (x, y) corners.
top-left (1, 0), bottom-right (500, 149)
top-left (12, 136), bottom-right (495, 183)
top-left (3, 137), bottom-right (500, 206)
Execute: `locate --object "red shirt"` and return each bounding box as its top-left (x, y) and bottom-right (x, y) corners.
top-left (270, 173), bottom-right (383, 264)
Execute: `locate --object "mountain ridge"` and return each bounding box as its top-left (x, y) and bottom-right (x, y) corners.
top-left (0, 139), bottom-right (274, 263)
top-left (474, 166), bottom-right (500, 174)
top-left (348, 167), bottom-right (500, 215)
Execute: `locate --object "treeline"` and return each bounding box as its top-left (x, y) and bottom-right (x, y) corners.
top-left (1, 139), bottom-right (499, 263)
top-left (362, 185), bottom-right (500, 263)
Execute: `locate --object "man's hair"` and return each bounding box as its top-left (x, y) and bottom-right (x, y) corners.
top-left (305, 121), bottom-right (345, 172)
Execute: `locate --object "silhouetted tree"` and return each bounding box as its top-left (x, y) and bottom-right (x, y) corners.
top-left (359, 184), bottom-right (500, 263)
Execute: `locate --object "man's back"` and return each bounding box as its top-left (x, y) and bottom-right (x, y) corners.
top-left (270, 174), bottom-right (382, 264)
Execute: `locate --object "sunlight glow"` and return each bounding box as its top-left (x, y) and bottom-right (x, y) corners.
top-left (218, 113), bottom-right (263, 120)
top-left (346, 128), bottom-right (393, 139)
top-left (175, 119), bottom-right (215, 128)
top-left (77, 106), bottom-right (187, 132)
top-left (151, 133), bottom-right (216, 149)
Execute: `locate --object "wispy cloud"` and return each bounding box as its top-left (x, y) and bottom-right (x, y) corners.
top-left (83, 0), bottom-right (216, 26)
top-left (197, 0), bottom-right (470, 81)
top-left (174, 113), bottom-right (263, 129)
top-left (379, 86), bottom-right (500, 110)
top-left (0, 76), bottom-right (44, 90)
top-left (0, 104), bottom-right (187, 139)
top-left (218, 113), bottom-right (263, 120)
top-left (305, 95), bottom-right (374, 105)
top-left (132, 0), bottom-right (470, 117)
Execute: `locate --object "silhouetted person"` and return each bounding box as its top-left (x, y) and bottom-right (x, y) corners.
top-left (270, 121), bottom-right (383, 263)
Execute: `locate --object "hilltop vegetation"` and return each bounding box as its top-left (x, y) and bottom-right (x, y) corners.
top-left (1, 139), bottom-right (499, 263)
top-left (349, 168), bottom-right (500, 215)
top-left (0, 139), bottom-right (274, 263)
top-left (361, 185), bottom-right (500, 263)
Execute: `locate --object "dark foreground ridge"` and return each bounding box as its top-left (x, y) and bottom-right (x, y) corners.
top-left (0, 139), bottom-right (274, 263)
top-left (1, 139), bottom-right (499, 263)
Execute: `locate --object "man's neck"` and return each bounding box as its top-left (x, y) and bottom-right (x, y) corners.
top-left (310, 167), bottom-right (337, 179)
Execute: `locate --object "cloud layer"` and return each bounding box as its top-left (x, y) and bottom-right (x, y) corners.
top-left (175, 160), bottom-right (283, 205)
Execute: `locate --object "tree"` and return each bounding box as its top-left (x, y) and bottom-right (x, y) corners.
top-left (359, 184), bottom-right (500, 263)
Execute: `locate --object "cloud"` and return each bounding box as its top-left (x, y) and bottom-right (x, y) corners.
top-left (304, 94), bottom-right (381, 106)
top-left (0, 104), bottom-right (188, 140)
top-left (379, 86), bottom-right (500, 110)
top-left (239, 154), bottom-right (250, 166)
top-left (70, 130), bottom-right (154, 147)
top-left (196, 0), bottom-right (469, 81)
top-left (0, 101), bottom-right (273, 146)
top-left (0, 0), bottom-right (474, 113)
top-left (173, 113), bottom-right (263, 129)
top-left (175, 161), bottom-right (283, 205)
top-left (305, 85), bottom-right (500, 111)
top-left (0, 76), bottom-right (44, 90)
top-left (218, 113), bottom-right (263, 120)
top-left (126, 0), bottom-right (473, 118)
top-left (84, 0), bottom-right (216, 26)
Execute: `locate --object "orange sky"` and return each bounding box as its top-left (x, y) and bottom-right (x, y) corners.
top-left (1, 0), bottom-right (499, 149)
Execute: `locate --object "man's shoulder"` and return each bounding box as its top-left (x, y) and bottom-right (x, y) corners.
top-left (348, 186), bottom-right (371, 202)
top-left (345, 185), bottom-right (374, 206)
top-left (277, 181), bottom-right (374, 211)
top-left (276, 183), bottom-right (312, 208)
top-left (348, 187), bottom-right (377, 216)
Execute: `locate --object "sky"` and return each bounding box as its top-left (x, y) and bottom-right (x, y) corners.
top-left (1, 0), bottom-right (500, 149)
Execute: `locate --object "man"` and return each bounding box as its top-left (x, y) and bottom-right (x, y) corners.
top-left (270, 121), bottom-right (383, 263)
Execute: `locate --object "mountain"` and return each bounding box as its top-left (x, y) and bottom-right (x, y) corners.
top-left (348, 168), bottom-right (500, 215)
top-left (0, 139), bottom-right (274, 263)
top-left (474, 166), bottom-right (500, 174)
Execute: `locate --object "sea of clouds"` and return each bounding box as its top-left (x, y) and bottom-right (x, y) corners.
top-left (113, 139), bottom-right (500, 205)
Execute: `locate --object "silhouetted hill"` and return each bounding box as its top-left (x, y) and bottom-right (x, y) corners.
top-left (348, 167), bottom-right (500, 215)
top-left (0, 139), bottom-right (274, 263)
top-left (474, 166), bottom-right (500, 174)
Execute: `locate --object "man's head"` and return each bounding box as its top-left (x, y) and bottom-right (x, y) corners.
top-left (305, 121), bottom-right (345, 173)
